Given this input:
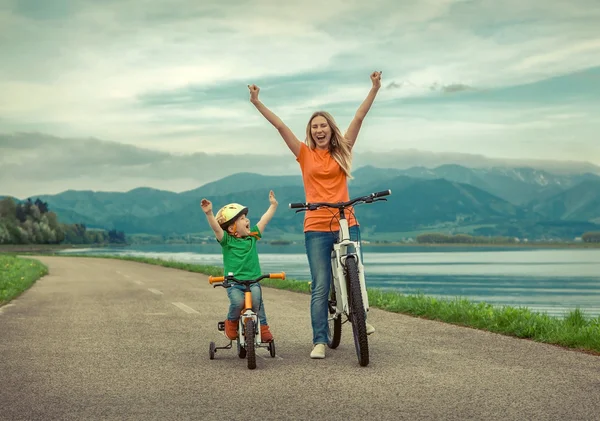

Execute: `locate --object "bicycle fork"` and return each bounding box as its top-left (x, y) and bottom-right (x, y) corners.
top-left (239, 290), bottom-right (260, 346)
top-left (331, 243), bottom-right (370, 317)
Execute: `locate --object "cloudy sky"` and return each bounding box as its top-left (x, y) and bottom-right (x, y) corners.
top-left (1, 0), bottom-right (600, 197)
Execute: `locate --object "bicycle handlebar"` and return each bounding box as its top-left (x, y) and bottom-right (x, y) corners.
top-left (289, 189), bottom-right (391, 210)
top-left (208, 272), bottom-right (286, 285)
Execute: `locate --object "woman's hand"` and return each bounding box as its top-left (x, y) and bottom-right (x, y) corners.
top-left (248, 84), bottom-right (260, 103)
top-left (371, 71), bottom-right (382, 90)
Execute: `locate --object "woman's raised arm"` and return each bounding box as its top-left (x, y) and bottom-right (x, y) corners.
top-left (344, 71), bottom-right (382, 148)
top-left (249, 84), bottom-right (302, 157)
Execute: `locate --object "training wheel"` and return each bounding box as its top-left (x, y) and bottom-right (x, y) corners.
top-left (269, 340), bottom-right (276, 358)
top-left (209, 342), bottom-right (216, 360)
top-left (237, 339), bottom-right (247, 359)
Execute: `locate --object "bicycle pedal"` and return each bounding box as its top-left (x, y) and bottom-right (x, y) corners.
top-left (217, 321), bottom-right (225, 331)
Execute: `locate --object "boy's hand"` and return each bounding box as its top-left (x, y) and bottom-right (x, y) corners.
top-left (269, 190), bottom-right (278, 206)
top-left (200, 198), bottom-right (212, 214)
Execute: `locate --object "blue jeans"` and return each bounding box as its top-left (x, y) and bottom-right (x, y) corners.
top-left (226, 283), bottom-right (268, 326)
top-left (305, 224), bottom-right (364, 345)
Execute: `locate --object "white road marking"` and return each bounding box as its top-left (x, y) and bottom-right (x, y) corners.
top-left (133, 280), bottom-right (144, 285)
top-left (172, 302), bottom-right (199, 314)
top-left (116, 271), bottom-right (131, 279)
top-left (0, 303), bottom-right (16, 315)
top-left (148, 288), bottom-right (163, 295)
top-left (257, 352), bottom-right (284, 361)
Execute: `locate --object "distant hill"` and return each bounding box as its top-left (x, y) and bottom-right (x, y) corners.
top-left (179, 173), bottom-right (303, 199)
top-left (6, 165), bottom-right (600, 240)
top-left (348, 176), bottom-right (525, 233)
top-left (351, 165), bottom-right (600, 205)
top-left (530, 179), bottom-right (600, 223)
top-left (35, 188), bottom-right (184, 225)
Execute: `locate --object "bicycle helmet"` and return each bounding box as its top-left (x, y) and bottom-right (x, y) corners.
top-left (215, 203), bottom-right (248, 230)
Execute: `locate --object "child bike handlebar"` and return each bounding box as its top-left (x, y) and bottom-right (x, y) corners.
top-left (208, 272), bottom-right (286, 286)
top-left (289, 189), bottom-right (391, 211)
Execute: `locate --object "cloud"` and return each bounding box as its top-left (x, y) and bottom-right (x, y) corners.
top-left (439, 83), bottom-right (476, 94)
top-left (2, 132), bottom-right (599, 199)
top-left (2, 0), bottom-right (600, 195)
top-left (0, 133), bottom-right (300, 197)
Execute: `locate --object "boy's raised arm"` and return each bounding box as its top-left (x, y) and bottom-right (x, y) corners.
top-left (257, 190), bottom-right (278, 234)
top-left (201, 199), bottom-right (224, 242)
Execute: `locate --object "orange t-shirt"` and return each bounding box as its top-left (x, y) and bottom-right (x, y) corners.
top-left (296, 142), bottom-right (359, 232)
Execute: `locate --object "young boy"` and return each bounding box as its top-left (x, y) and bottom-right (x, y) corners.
top-left (200, 190), bottom-right (278, 342)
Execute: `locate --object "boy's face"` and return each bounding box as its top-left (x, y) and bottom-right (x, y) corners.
top-left (229, 214), bottom-right (250, 237)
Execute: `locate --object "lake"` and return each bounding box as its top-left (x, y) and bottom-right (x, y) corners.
top-left (60, 243), bottom-right (600, 318)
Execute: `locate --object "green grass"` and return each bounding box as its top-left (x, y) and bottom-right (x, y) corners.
top-left (17, 253), bottom-right (600, 355)
top-left (367, 291), bottom-right (600, 353)
top-left (0, 255), bottom-right (48, 306)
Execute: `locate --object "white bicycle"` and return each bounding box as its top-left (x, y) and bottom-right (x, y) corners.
top-left (290, 189), bottom-right (392, 367)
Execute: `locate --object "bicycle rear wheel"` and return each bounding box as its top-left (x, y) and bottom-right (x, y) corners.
top-left (346, 256), bottom-right (369, 367)
top-left (327, 278), bottom-right (342, 349)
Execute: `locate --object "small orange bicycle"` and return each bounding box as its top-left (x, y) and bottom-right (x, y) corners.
top-left (208, 271), bottom-right (286, 370)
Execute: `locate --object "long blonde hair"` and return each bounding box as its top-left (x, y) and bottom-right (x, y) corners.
top-left (305, 111), bottom-right (353, 179)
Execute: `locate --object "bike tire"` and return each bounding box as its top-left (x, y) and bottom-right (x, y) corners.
top-left (346, 256), bottom-right (369, 367)
top-left (327, 279), bottom-right (342, 349)
top-left (209, 341), bottom-right (216, 360)
top-left (245, 320), bottom-right (257, 370)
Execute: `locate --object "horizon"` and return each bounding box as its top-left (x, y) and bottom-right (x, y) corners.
top-left (3, 156), bottom-right (600, 200)
top-left (2, 0), bottom-right (600, 197)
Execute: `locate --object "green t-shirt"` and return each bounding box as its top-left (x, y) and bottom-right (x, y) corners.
top-left (218, 224), bottom-right (262, 280)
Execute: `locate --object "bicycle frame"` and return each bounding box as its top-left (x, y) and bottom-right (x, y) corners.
top-left (290, 189), bottom-right (391, 366)
top-left (290, 189), bottom-right (391, 318)
top-left (238, 284), bottom-right (261, 347)
top-left (208, 272), bottom-right (285, 369)
top-left (330, 210), bottom-right (369, 318)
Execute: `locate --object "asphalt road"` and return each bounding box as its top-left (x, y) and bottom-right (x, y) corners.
top-left (1, 256), bottom-right (599, 421)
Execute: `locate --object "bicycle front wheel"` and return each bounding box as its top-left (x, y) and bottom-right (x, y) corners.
top-left (346, 256), bottom-right (369, 367)
top-left (245, 320), bottom-right (256, 370)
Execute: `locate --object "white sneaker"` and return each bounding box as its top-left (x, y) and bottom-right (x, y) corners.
top-left (366, 322), bottom-right (375, 335)
top-left (310, 343), bottom-right (326, 359)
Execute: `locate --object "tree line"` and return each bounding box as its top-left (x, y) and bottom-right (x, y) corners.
top-left (582, 232), bottom-right (600, 243)
top-left (417, 232), bottom-right (600, 244)
top-left (416, 233), bottom-right (517, 244)
top-left (0, 197), bottom-right (126, 245)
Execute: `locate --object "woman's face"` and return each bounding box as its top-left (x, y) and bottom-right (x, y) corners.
top-left (310, 115), bottom-right (332, 149)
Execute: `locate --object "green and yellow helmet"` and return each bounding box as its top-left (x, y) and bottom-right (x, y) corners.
top-left (215, 203), bottom-right (248, 229)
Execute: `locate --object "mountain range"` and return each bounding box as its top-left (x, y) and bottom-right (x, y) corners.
top-left (4, 164), bottom-right (600, 241)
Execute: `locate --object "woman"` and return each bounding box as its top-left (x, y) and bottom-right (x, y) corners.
top-left (248, 71), bottom-right (382, 359)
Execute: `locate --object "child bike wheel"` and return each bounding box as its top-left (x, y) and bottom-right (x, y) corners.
top-left (327, 280), bottom-right (342, 349)
top-left (346, 256), bottom-right (369, 367)
top-left (237, 338), bottom-right (247, 359)
top-left (245, 320), bottom-right (257, 370)
top-left (269, 340), bottom-right (276, 358)
top-left (209, 342), bottom-right (216, 360)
